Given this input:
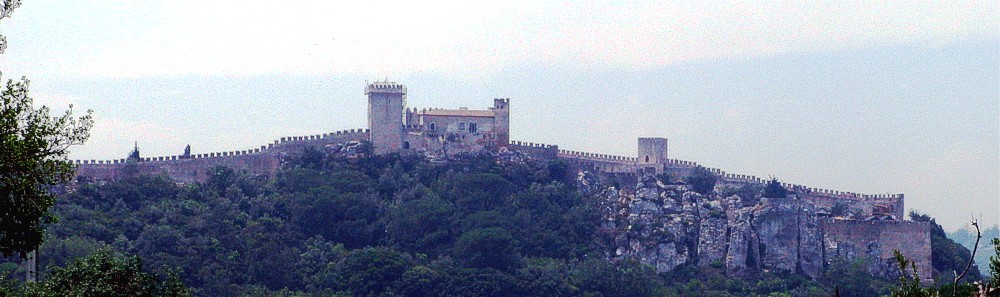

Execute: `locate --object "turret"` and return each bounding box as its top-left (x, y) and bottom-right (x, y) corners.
top-left (638, 137), bottom-right (668, 164)
top-left (366, 82), bottom-right (406, 155)
top-left (493, 98), bottom-right (510, 147)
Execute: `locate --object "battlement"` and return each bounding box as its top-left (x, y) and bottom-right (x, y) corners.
top-left (509, 140), bottom-right (559, 159)
top-left (558, 149), bottom-right (637, 163)
top-left (365, 82), bottom-right (406, 94)
top-left (540, 141), bottom-right (905, 218)
top-left (72, 128), bottom-right (370, 165)
top-left (711, 169), bottom-right (904, 201)
top-left (73, 128), bottom-right (370, 183)
top-left (404, 124), bottom-right (425, 132)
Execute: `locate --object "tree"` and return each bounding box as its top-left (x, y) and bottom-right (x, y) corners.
top-left (988, 238), bottom-right (999, 293)
top-left (1, 1), bottom-right (93, 258)
top-left (909, 211), bottom-right (982, 282)
top-left (762, 178), bottom-right (788, 198)
top-left (454, 228), bottom-right (520, 271)
top-left (1, 74), bottom-right (94, 257)
top-left (569, 259), bottom-right (661, 297)
top-left (337, 247), bottom-right (411, 296)
top-left (685, 166), bottom-right (717, 195)
top-left (20, 248), bottom-right (190, 297)
top-left (821, 258), bottom-right (892, 297)
top-left (889, 249), bottom-right (934, 297)
top-left (0, 0), bottom-right (23, 54)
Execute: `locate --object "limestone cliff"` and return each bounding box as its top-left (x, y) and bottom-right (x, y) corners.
top-left (584, 171), bottom-right (929, 280)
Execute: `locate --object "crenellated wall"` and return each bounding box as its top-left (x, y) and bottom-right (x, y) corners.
top-left (509, 141), bottom-right (560, 159)
top-left (548, 143), bottom-right (905, 221)
top-left (74, 129), bottom-right (369, 183)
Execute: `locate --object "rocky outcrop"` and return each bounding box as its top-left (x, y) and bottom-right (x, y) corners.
top-left (751, 198), bottom-right (823, 278)
top-left (590, 171), bottom-right (923, 280)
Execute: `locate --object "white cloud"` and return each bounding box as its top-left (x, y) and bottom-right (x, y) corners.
top-left (2, 1), bottom-right (995, 79)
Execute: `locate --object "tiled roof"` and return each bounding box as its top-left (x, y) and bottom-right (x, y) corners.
top-left (419, 109), bottom-right (495, 117)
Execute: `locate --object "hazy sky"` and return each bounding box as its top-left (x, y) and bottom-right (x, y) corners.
top-left (1, 1), bottom-right (996, 231)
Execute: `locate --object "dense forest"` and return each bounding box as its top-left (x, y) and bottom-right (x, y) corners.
top-left (1, 148), bottom-right (997, 296)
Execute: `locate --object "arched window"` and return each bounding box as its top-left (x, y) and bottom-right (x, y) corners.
top-left (429, 123), bottom-right (436, 131)
top-left (403, 141), bottom-right (410, 149)
top-left (645, 155), bottom-right (650, 162)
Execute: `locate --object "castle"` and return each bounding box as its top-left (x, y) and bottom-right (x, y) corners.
top-left (71, 81), bottom-right (930, 280)
top-left (364, 81), bottom-right (509, 155)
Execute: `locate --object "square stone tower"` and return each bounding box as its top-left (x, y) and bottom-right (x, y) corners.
top-left (638, 137), bottom-right (668, 164)
top-left (493, 98), bottom-right (510, 147)
top-left (366, 82), bottom-right (406, 155)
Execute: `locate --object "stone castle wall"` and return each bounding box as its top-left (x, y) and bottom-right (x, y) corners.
top-left (403, 129), bottom-right (500, 159)
top-left (509, 141), bottom-right (559, 159)
top-left (74, 129), bottom-right (369, 183)
top-left (820, 219), bottom-right (932, 281)
top-left (548, 146), bottom-right (905, 220)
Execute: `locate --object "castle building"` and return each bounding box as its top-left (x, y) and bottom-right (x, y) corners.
top-left (71, 80), bottom-right (925, 281)
top-left (366, 81), bottom-right (510, 156)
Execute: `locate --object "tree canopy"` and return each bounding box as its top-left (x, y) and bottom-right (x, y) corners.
top-left (1, 71), bottom-right (93, 258)
top-left (685, 166), bottom-right (717, 195)
top-left (762, 178), bottom-right (789, 199)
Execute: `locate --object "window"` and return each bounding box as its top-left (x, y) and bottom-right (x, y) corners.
top-left (403, 141), bottom-right (410, 149)
top-left (469, 123), bottom-right (477, 133)
top-left (645, 155), bottom-right (650, 162)
top-left (429, 123), bottom-right (436, 131)
top-left (458, 122), bottom-right (466, 131)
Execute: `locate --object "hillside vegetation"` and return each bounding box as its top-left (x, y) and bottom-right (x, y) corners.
top-left (4, 148), bottom-right (993, 296)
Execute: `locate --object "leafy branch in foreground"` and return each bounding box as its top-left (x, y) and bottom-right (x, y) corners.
top-left (890, 249), bottom-right (936, 297)
top-left (1, 74), bottom-right (93, 257)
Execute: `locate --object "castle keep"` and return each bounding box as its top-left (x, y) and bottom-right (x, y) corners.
top-left (72, 81), bottom-right (931, 281)
top-left (365, 81), bottom-right (509, 156)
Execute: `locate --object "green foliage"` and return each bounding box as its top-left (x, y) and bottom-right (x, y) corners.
top-left (990, 237), bottom-right (1000, 291)
top-left (1, 74), bottom-right (93, 257)
top-left (569, 259), bottom-right (662, 297)
top-left (890, 249), bottom-right (937, 297)
top-left (38, 236), bottom-right (111, 270)
top-left (720, 183), bottom-right (762, 200)
top-left (8, 151), bottom-right (611, 295)
top-left (685, 166), bottom-right (717, 195)
top-left (11, 248), bottom-right (190, 297)
top-left (385, 195), bottom-right (454, 255)
top-left (762, 178), bottom-right (788, 198)
top-left (830, 202), bottom-right (849, 217)
top-left (455, 228), bottom-right (520, 272)
top-left (7, 147), bottom-right (977, 296)
top-left (511, 258), bottom-right (579, 297)
top-left (654, 264), bottom-right (831, 296)
top-left (820, 258), bottom-right (893, 297)
top-left (910, 211), bottom-right (982, 282)
top-left (337, 247), bottom-right (410, 296)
